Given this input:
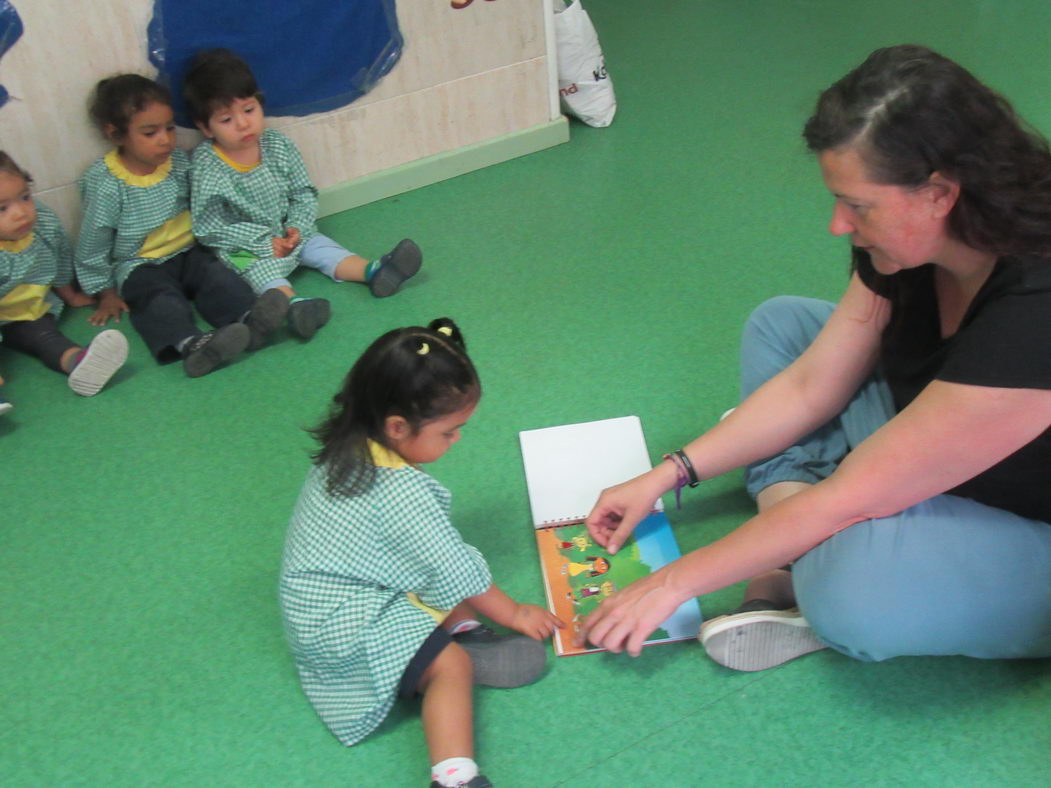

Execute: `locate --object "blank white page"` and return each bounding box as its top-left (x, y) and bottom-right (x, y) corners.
top-left (519, 416), bottom-right (662, 527)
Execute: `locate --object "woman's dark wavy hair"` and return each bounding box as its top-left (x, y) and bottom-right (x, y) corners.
top-left (89, 74), bottom-right (171, 140)
top-left (804, 44), bottom-right (1051, 259)
top-left (309, 318), bottom-right (481, 496)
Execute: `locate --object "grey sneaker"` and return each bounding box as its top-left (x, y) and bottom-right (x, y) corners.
top-left (67, 329), bottom-right (128, 396)
top-left (243, 288), bottom-right (289, 351)
top-left (368, 238), bottom-right (422, 298)
top-left (287, 297), bottom-right (331, 339)
top-left (454, 625), bottom-right (547, 688)
top-left (699, 598), bottom-right (827, 672)
top-left (182, 323), bottom-right (250, 378)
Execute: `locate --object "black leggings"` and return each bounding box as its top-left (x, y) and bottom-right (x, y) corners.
top-left (1, 313), bottom-right (76, 372)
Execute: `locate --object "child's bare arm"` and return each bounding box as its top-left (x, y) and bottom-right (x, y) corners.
top-left (468, 584), bottom-right (565, 640)
top-left (53, 285), bottom-right (97, 308)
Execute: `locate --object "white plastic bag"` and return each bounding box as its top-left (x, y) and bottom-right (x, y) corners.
top-left (553, 0), bottom-right (616, 127)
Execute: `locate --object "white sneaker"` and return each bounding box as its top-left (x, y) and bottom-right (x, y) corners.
top-left (699, 604), bottom-right (827, 672)
top-left (68, 330), bottom-right (129, 396)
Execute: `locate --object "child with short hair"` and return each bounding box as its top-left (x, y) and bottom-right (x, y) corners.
top-left (77, 74), bottom-right (287, 378)
top-left (0, 151), bottom-right (127, 408)
top-left (280, 318), bottom-right (562, 788)
top-left (183, 48), bottom-right (422, 341)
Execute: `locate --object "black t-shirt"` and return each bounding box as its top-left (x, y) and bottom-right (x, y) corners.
top-left (856, 253), bottom-right (1051, 523)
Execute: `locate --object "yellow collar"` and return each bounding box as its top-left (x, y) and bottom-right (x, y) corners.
top-left (104, 149), bottom-right (173, 187)
top-left (0, 232), bottom-right (34, 253)
top-left (213, 143), bottom-right (259, 172)
top-left (368, 439), bottom-right (409, 469)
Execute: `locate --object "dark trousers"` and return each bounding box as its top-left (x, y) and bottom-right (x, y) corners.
top-left (121, 245), bottom-right (255, 363)
top-left (0, 312), bottom-right (76, 372)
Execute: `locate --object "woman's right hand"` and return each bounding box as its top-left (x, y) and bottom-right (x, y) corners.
top-left (585, 465), bottom-right (674, 555)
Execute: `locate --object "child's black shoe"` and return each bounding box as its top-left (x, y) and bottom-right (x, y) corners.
top-left (453, 625), bottom-right (546, 688)
top-left (429, 776), bottom-right (493, 788)
top-left (369, 238), bottom-right (422, 298)
top-left (287, 297), bottom-right (331, 339)
top-left (243, 288), bottom-right (290, 351)
top-left (182, 323), bottom-right (250, 378)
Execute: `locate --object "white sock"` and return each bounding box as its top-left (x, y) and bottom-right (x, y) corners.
top-left (449, 618), bottom-right (482, 635)
top-left (431, 756), bottom-right (478, 787)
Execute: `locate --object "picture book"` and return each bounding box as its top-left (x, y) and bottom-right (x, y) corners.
top-left (519, 416), bottom-right (703, 656)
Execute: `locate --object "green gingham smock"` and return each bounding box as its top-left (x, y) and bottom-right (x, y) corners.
top-left (0, 203), bottom-right (72, 326)
top-left (279, 445), bottom-right (492, 747)
top-left (76, 149), bottom-right (195, 295)
top-left (190, 129), bottom-right (319, 293)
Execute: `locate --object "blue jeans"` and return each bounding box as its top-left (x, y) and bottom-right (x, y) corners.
top-left (258, 233), bottom-right (353, 291)
top-left (741, 296), bottom-right (1051, 661)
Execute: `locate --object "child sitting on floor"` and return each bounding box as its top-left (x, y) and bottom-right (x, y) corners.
top-left (0, 151), bottom-right (127, 409)
top-left (183, 48), bottom-right (422, 341)
top-left (280, 318), bottom-right (562, 788)
top-left (77, 75), bottom-right (286, 378)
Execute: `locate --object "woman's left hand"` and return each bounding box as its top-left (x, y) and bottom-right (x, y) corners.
top-left (577, 567), bottom-right (690, 657)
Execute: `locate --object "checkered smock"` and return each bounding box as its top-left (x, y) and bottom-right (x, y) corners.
top-left (0, 203), bottom-right (73, 326)
top-left (279, 446), bottom-right (492, 747)
top-left (76, 149), bottom-right (195, 294)
top-left (190, 129), bottom-right (319, 293)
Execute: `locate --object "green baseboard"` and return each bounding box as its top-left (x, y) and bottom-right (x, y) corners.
top-left (318, 116), bottom-right (569, 217)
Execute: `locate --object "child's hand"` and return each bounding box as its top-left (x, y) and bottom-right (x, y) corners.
top-left (511, 603), bottom-right (566, 641)
top-left (89, 290), bottom-right (129, 326)
top-left (284, 226), bottom-right (301, 248)
top-left (271, 235), bottom-right (296, 258)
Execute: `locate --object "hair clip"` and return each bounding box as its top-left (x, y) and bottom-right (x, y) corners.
top-left (436, 325), bottom-right (453, 337)
top-left (417, 342), bottom-right (430, 355)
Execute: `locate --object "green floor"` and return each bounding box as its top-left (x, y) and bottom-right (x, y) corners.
top-left (5, 1), bottom-right (1051, 785)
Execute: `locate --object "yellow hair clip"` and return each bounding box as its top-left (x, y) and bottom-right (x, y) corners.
top-left (436, 325), bottom-right (453, 337)
top-left (417, 342), bottom-right (430, 355)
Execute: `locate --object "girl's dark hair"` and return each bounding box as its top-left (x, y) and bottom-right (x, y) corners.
top-left (804, 44), bottom-right (1051, 258)
top-left (310, 318), bottom-right (481, 496)
top-left (182, 48), bottom-right (263, 128)
top-left (0, 151), bottom-right (31, 184)
top-left (89, 75), bottom-right (171, 140)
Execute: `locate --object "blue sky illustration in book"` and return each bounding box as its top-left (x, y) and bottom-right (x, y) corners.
top-left (147, 0), bottom-right (402, 126)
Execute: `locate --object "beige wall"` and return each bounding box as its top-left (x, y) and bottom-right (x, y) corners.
top-left (0, 0), bottom-right (558, 233)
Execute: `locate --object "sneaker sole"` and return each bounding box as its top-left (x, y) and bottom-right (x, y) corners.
top-left (370, 239), bottom-right (422, 298)
top-left (68, 330), bottom-right (129, 396)
top-left (0, 400), bottom-right (13, 415)
top-left (245, 289), bottom-right (290, 351)
top-left (184, 324), bottom-right (250, 378)
top-left (699, 609), bottom-right (827, 672)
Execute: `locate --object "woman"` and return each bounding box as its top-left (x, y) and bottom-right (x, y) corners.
top-left (581, 45), bottom-right (1051, 669)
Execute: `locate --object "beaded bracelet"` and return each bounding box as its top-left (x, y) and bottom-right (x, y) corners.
top-left (662, 449), bottom-right (699, 509)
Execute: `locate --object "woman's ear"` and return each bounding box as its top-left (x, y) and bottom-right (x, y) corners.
top-left (926, 171), bottom-right (961, 218)
top-left (384, 415), bottom-right (410, 444)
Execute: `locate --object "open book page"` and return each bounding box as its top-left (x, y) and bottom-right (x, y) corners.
top-left (535, 513), bottom-right (703, 656)
top-left (519, 416), bottom-right (663, 527)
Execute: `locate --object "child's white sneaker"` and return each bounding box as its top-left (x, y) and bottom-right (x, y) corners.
top-left (68, 330), bottom-right (129, 396)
